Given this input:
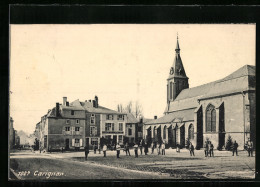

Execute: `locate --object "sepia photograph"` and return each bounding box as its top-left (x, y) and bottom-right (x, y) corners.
top-left (9, 24), bottom-right (255, 180)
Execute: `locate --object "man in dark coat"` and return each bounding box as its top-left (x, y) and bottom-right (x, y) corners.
top-left (189, 143), bottom-right (195, 156)
top-left (144, 142), bottom-right (149, 155)
top-left (85, 145), bottom-right (89, 161)
top-left (125, 143), bottom-right (131, 156)
top-left (232, 141), bottom-right (238, 156)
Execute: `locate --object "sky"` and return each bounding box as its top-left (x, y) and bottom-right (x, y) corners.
top-left (10, 24), bottom-right (255, 134)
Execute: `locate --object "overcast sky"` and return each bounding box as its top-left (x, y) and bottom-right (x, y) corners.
top-left (10, 24), bottom-right (255, 134)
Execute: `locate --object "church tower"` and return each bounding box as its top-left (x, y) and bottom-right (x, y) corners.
top-left (167, 35), bottom-right (189, 104)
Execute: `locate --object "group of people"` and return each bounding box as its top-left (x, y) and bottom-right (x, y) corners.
top-left (84, 138), bottom-right (254, 160)
top-left (203, 141), bottom-right (214, 157)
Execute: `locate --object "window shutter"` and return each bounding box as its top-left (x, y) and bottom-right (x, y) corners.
top-left (80, 139), bottom-right (83, 147)
top-left (72, 138), bottom-right (75, 146)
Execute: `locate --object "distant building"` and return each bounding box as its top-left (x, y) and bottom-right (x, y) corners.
top-left (9, 117), bottom-right (15, 149)
top-left (14, 130), bottom-right (20, 147)
top-left (144, 37), bottom-right (255, 150)
top-left (125, 113), bottom-right (139, 144)
top-left (36, 96), bottom-right (126, 151)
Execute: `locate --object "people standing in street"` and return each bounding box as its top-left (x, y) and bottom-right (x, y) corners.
top-left (189, 143), bottom-right (195, 156)
top-left (209, 142), bottom-right (214, 157)
top-left (85, 145), bottom-right (89, 161)
top-left (103, 144), bottom-right (107, 157)
top-left (134, 143), bottom-right (139, 158)
top-left (139, 140), bottom-right (143, 155)
top-left (176, 144), bottom-right (180, 153)
top-left (247, 138), bottom-right (253, 157)
top-left (204, 141), bottom-right (209, 157)
top-left (125, 143), bottom-right (131, 156)
top-left (116, 143), bottom-right (121, 158)
top-left (94, 145), bottom-right (97, 154)
top-left (151, 142), bottom-right (154, 154)
top-left (144, 142), bottom-right (149, 155)
top-left (98, 143), bottom-right (101, 154)
top-left (232, 141), bottom-right (238, 156)
top-left (157, 143), bottom-right (161, 155)
top-left (161, 142), bottom-right (166, 155)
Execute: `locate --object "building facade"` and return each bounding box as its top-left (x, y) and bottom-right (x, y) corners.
top-left (36, 96), bottom-right (126, 151)
top-left (124, 113), bottom-right (139, 145)
top-left (143, 37), bottom-right (255, 150)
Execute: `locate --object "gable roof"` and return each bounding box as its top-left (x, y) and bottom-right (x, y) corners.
top-left (126, 113), bottom-right (139, 123)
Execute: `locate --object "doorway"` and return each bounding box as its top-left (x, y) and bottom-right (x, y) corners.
top-left (65, 139), bottom-right (69, 150)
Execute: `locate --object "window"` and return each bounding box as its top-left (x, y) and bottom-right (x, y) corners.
top-left (75, 139), bottom-right (80, 143)
top-left (76, 119), bottom-right (79, 124)
top-left (75, 127), bottom-right (80, 131)
top-left (206, 104), bottom-right (216, 132)
top-left (91, 138), bottom-right (98, 145)
top-left (163, 126), bottom-right (166, 139)
top-left (90, 126), bottom-right (97, 136)
top-left (129, 124), bottom-right (132, 128)
top-left (66, 119), bottom-right (70, 124)
top-left (119, 123), bottom-right (123, 131)
top-left (117, 115), bottom-right (124, 120)
top-left (188, 124), bottom-right (194, 140)
top-left (105, 123), bottom-right (114, 131)
top-left (128, 128), bottom-right (132, 136)
top-left (65, 127), bottom-right (70, 131)
top-left (90, 114), bottom-right (95, 124)
top-left (106, 114), bottom-right (114, 120)
top-left (71, 110), bottom-right (74, 115)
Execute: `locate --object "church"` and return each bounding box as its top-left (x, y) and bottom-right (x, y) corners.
top-left (143, 37), bottom-right (255, 150)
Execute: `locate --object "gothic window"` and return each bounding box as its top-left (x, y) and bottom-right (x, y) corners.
top-left (163, 126), bottom-right (167, 139)
top-left (206, 104), bottom-right (216, 132)
top-left (188, 124), bottom-right (194, 140)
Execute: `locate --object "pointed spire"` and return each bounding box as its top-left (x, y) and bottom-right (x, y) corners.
top-left (175, 33), bottom-right (180, 52)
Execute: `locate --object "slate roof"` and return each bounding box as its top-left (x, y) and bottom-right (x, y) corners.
top-left (70, 99), bottom-right (124, 114)
top-left (166, 65), bottom-right (255, 113)
top-left (145, 109), bottom-right (195, 125)
top-left (126, 113), bottom-right (139, 123)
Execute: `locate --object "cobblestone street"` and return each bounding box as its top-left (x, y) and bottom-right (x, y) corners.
top-left (10, 148), bottom-right (255, 180)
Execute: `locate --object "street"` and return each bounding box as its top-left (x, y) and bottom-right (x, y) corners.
top-left (9, 148), bottom-right (255, 180)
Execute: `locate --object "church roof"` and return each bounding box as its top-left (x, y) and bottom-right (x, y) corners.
top-left (166, 65), bottom-right (255, 113)
top-left (145, 108), bottom-right (194, 125)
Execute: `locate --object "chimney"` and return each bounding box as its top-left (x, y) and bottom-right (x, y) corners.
top-left (95, 96), bottom-right (98, 108)
top-left (92, 100), bottom-right (96, 107)
top-left (56, 103), bottom-right (59, 117)
top-left (154, 116), bottom-right (157, 119)
top-left (63, 97), bottom-right (67, 105)
top-left (66, 101), bottom-right (69, 106)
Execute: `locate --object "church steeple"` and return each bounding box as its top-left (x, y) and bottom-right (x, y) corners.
top-left (166, 35), bottom-right (189, 104)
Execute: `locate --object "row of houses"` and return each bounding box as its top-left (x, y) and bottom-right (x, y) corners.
top-left (34, 96), bottom-right (149, 151)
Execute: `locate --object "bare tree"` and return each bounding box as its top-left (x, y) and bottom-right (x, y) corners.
top-left (135, 101), bottom-right (143, 119)
top-left (125, 101), bottom-right (133, 114)
top-left (117, 104), bottom-right (123, 112)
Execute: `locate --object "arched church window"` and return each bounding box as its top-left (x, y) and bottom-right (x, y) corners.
top-left (163, 126), bottom-right (166, 139)
top-left (188, 124), bottom-right (194, 140)
top-left (206, 104), bottom-right (216, 132)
